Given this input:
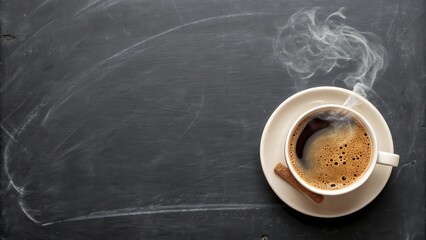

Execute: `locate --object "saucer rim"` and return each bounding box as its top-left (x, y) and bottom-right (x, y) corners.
top-left (259, 86), bottom-right (394, 218)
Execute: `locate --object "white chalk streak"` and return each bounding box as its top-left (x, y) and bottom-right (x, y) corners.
top-left (171, 0), bottom-right (184, 24)
top-left (392, 160), bottom-right (417, 184)
top-left (74, 0), bottom-right (123, 17)
top-left (42, 93), bottom-right (74, 125)
top-left (55, 129), bottom-right (114, 159)
top-left (74, 0), bottom-right (105, 17)
top-left (1, 67), bottom-right (25, 93)
top-left (177, 88), bottom-right (204, 142)
top-left (49, 126), bottom-right (81, 155)
top-left (30, 0), bottom-right (51, 15)
top-left (1, 126), bottom-right (26, 194)
top-left (1, 125), bottom-right (18, 144)
top-left (8, 19), bottom-right (58, 59)
top-left (2, 102), bottom-right (45, 194)
top-left (42, 203), bottom-right (277, 226)
top-left (0, 96), bottom-right (30, 124)
top-left (2, 142), bottom-right (26, 194)
top-left (20, 201), bottom-right (42, 225)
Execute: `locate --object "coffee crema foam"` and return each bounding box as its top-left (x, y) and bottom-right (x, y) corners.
top-left (288, 112), bottom-right (373, 190)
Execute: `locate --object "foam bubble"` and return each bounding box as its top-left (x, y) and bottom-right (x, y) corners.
top-left (288, 111), bottom-right (373, 190)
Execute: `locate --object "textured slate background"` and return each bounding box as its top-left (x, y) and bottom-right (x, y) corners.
top-left (1, 0), bottom-right (424, 239)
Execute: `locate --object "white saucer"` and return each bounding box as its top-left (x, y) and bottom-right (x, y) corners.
top-left (260, 86), bottom-right (395, 218)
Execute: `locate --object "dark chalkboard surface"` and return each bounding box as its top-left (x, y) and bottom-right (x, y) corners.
top-left (1, 0), bottom-right (424, 239)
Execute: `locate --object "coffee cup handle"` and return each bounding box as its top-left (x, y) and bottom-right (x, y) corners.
top-left (377, 151), bottom-right (400, 167)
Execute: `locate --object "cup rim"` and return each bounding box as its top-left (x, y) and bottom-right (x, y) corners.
top-left (284, 104), bottom-right (379, 196)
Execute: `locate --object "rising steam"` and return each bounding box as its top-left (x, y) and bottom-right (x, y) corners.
top-left (273, 7), bottom-right (388, 105)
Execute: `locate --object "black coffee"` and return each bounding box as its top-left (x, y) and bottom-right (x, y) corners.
top-left (288, 110), bottom-right (373, 190)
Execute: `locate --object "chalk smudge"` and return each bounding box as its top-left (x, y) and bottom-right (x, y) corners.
top-left (3, 12), bottom-right (275, 225)
top-left (41, 12), bottom-right (275, 125)
top-left (41, 203), bottom-right (278, 226)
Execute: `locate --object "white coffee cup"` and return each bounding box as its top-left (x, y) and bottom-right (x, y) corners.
top-left (284, 104), bottom-right (399, 196)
